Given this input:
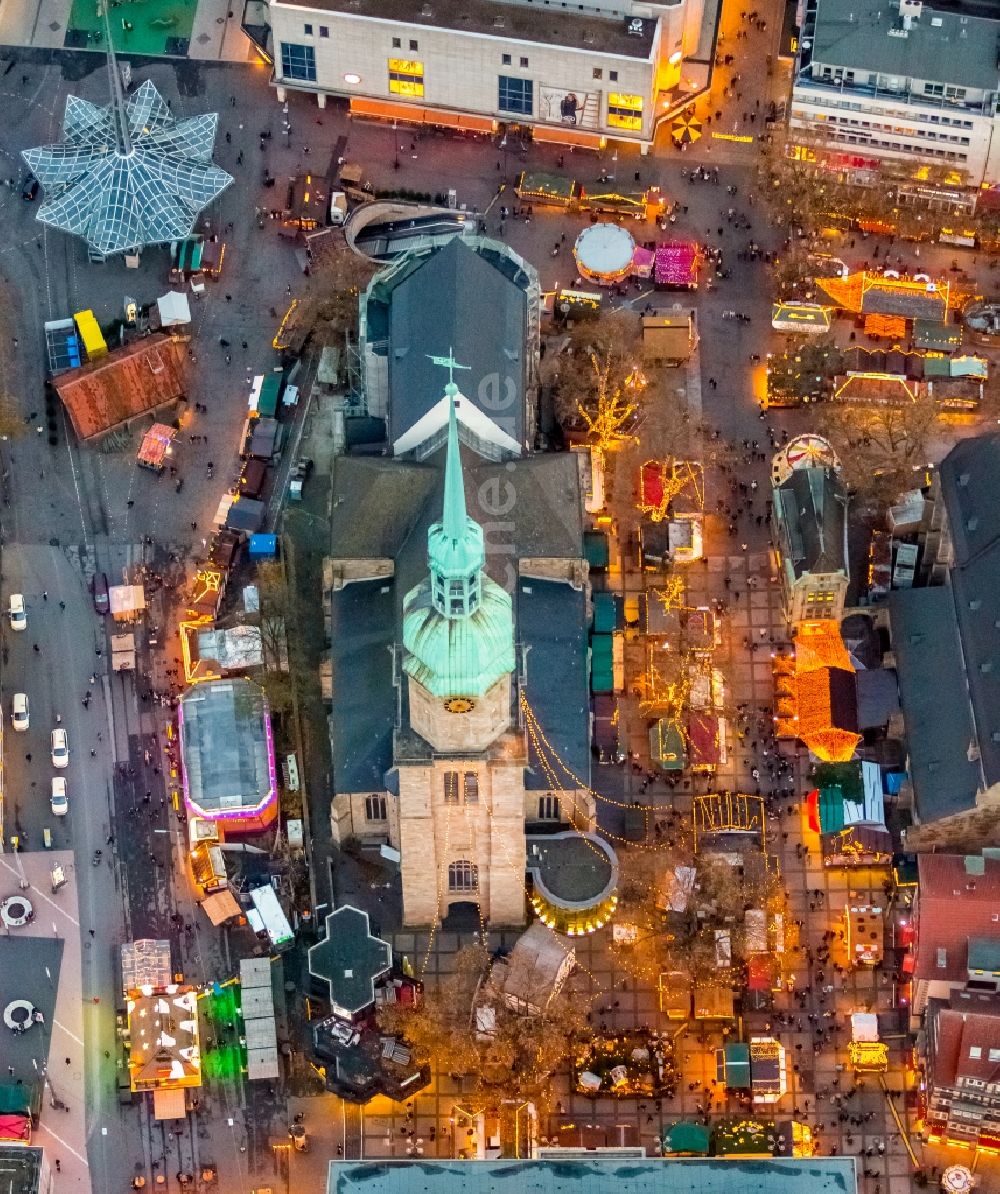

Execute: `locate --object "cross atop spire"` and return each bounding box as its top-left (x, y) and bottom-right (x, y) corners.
top-left (426, 348), bottom-right (471, 392)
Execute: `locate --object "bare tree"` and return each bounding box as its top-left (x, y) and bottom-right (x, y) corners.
top-left (377, 942), bottom-right (590, 1104)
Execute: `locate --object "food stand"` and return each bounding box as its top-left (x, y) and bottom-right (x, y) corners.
top-left (111, 633), bottom-right (137, 672)
top-left (574, 223), bottom-right (635, 286)
top-left (137, 424), bottom-right (177, 473)
top-left (109, 585), bottom-right (146, 625)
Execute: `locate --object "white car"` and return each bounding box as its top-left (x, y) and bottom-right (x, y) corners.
top-left (50, 776), bottom-right (68, 816)
top-left (8, 593), bottom-right (26, 631)
top-left (11, 693), bottom-right (28, 732)
top-left (50, 727), bottom-right (69, 769)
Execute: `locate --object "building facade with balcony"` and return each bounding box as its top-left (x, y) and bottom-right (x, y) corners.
top-left (244, 0), bottom-right (709, 150)
top-left (789, 0), bottom-right (1000, 193)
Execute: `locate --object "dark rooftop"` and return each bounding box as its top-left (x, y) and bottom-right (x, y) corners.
top-left (376, 237), bottom-right (531, 450)
top-left (519, 578), bottom-right (590, 791)
top-left (526, 831), bottom-right (618, 907)
top-left (290, 0), bottom-right (658, 58)
top-left (328, 578), bottom-right (396, 793)
top-left (889, 586), bottom-right (982, 821)
top-left (0, 1146), bottom-right (43, 1194)
top-left (325, 1157), bottom-right (859, 1194)
top-left (772, 466), bottom-right (848, 580)
top-left (308, 906), bottom-right (392, 1016)
top-left (809, 0), bottom-right (1000, 89)
top-left (939, 433), bottom-right (1000, 567)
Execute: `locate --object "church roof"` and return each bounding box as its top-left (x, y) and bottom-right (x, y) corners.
top-left (371, 237), bottom-right (533, 449)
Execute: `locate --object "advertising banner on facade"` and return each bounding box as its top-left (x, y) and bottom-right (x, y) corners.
top-left (538, 86), bottom-right (600, 129)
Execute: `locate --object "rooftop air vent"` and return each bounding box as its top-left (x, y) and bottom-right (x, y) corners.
top-left (420, 2), bottom-right (432, 13)
top-left (968, 517), bottom-right (979, 531)
top-left (959, 472), bottom-right (971, 486)
top-left (493, 13), bottom-right (505, 25)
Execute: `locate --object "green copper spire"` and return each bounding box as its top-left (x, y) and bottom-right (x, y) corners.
top-left (427, 387), bottom-right (485, 619)
top-left (442, 383), bottom-right (467, 543)
top-left (402, 375), bottom-right (516, 702)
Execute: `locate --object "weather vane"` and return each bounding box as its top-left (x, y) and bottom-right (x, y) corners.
top-left (426, 348), bottom-right (471, 388)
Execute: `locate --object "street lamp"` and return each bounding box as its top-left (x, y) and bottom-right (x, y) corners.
top-left (500, 135), bottom-right (508, 181)
top-left (392, 120), bottom-right (401, 171)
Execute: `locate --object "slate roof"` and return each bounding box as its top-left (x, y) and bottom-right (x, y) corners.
top-left (329, 456), bottom-right (438, 561)
top-left (366, 237), bottom-right (532, 449)
top-left (772, 466), bottom-right (848, 580)
top-left (519, 579), bottom-right (590, 791)
top-left (888, 587), bottom-right (981, 822)
top-left (329, 578), bottom-right (396, 793)
top-left (939, 433), bottom-right (1000, 567)
top-left (914, 854), bottom-right (1000, 982)
top-left (308, 906), bottom-right (392, 1016)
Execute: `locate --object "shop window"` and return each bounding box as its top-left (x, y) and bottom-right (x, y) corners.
top-left (607, 92), bottom-right (643, 131)
top-left (389, 57), bottom-right (424, 97)
top-left (499, 74), bottom-right (533, 115)
top-left (280, 42), bottom-right (317, 82)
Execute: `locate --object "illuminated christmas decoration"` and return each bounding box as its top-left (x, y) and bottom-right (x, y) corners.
top-left (848, 1040), bottom-right (889, 1072)
top-left (773, 622), bottom-right (861, 763)
top-left (638, 458), bottom-right (704, 521)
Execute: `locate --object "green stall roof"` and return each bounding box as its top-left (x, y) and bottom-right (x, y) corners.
top-left (257, 373), bottom-right (282, 418)
top-left (584, 531), bottom-right (610, 569)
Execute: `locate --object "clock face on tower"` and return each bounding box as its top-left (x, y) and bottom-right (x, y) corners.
top-left (443, 697), bottom-right (476, 714)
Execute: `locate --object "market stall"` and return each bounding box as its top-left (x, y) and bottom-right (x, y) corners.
top-left (137, 423), bottom-right (177, 473)
top-left (109, 584), bottom-right (146, 625)
top-left (654, 241), bottom-right (701, 290)
top-left (574, 223), bottom-right (635, 287)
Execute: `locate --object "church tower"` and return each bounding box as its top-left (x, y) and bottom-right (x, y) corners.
top-left (396, 383), bottom-right (527, 927)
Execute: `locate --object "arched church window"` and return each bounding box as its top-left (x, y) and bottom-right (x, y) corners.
top-left (448, 860), bottom-right (479, 892)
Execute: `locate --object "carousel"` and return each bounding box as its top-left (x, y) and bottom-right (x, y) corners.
top-left (574, 222), bottom-right (636, 286)
top-left (770, 433), bottom-right (840, 487)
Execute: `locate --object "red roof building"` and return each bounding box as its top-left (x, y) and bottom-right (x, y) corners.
top-left (926, 990), bottom-right (1000, 1149)
top-left (54, 334), bottom-right (188, 440)
top-left (912, 854), bottom-right (1000, 1018)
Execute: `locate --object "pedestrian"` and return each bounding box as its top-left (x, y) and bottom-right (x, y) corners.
top-left (55, 1160), bottom-right (60, 1173)
top-left (25, 752), bottom-right (31, 762)
top-left (32, 643), bottom-right (39, 653)
top-left (59, 601), bottom-right (65, 610)
top-left (236, 150), bottom-right (244, 165)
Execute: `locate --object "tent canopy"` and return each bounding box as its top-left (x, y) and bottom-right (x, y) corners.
top-left (157, 291), bottom-right (191, 326)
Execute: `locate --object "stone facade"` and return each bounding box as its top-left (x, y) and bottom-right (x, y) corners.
top-left (396, 751), bottom-right (528, 926)
top-left (408, 674), bottom-right (511, 755)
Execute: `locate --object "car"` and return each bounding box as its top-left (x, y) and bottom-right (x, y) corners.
top-left (11, 693), bottom-right (29, 732)
top-left (93, 572), bottom-right (110, 616)
top-left (50, 727), bottom-right (69, 769)
top-left (50, 777), bottom-right (68, 817)
top-left (21, 176), bottom-right (38, 202)
top-left (8, 593), bottom-right (26, 631)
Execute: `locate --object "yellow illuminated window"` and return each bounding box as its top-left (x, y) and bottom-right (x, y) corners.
top-left (388, 57), bottom-right (424, 96)
top-left (607, 92), bottom-right (643, 131)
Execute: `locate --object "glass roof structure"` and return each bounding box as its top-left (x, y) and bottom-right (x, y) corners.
top-left (22, 79), bottom-right (232, 257)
